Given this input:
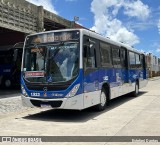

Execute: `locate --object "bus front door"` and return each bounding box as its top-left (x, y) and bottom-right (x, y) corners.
top-left (83, 37), bottom-right (100, 108)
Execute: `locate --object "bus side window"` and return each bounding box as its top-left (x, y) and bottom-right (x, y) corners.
top-left (141, 54), bottom-right (146, 69)
top-left (120, 49), bottom-right (126, 68)
top-left (135, 54), bottom-right (142, 68)
top-left (129, 52), bottom-right (136, 68)
top-left (100, 42), bottom-right (112, 67)
top-left (112, 48), bottom-right (121, 68)
top-left (83, 45), bottom-right (96, 69)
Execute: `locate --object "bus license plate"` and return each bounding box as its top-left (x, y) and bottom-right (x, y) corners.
top-left (41, 104), bottom-right (51, 108)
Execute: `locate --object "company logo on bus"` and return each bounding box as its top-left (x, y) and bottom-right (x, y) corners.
top-left (43, 87), bottom-right (47, 97)
top-left (43, 87), bottom-right (47, 92)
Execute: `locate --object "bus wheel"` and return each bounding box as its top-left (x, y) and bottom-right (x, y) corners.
top-left (2, 78), bottom-right (12, 88)
top-left (95, 89), bottom-right (107, 111)
top-left (132, 82), bottom-right (139, 97)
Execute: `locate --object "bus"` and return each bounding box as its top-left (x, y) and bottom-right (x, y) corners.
top-left (0, 42), bottom-right (23, 88)
top-left (21, 29), bottom-right (148, 111)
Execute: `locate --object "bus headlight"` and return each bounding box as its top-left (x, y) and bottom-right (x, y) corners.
top-left (67, 84), bottom-right (80, 97)
top-left (21, 85), bottom-right (28, 97)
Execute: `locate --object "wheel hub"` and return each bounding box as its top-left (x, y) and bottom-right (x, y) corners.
top-left (101, 92), bottom-right (106, 106)
top-left (5, 80), bottom-right (11, 88)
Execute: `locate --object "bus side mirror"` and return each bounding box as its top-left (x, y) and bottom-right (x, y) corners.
top-left (86, 39), bottom-right (93, 49)
top-left (14, 49), bottom-right (18, 62)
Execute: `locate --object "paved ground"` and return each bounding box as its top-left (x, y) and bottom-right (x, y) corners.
top-left (0, 89), bottom-right (20, 99)
top-left (0, 78), bottom-right (160, 145)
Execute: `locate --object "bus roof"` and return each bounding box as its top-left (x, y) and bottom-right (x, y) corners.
top-left (26, 28), bottom-right (144, 55)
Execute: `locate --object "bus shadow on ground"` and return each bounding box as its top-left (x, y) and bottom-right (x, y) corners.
top-left (23, 91), bottom-right (147, 123)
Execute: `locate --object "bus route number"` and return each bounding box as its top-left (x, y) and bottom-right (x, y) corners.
top-left (31, 92), bottom-right (40, 97)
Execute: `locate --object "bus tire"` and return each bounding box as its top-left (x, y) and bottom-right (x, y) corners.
top-left (94, 88), bottom-right (108, 111)
top-left (131, 82), bottom-right (139, 97)
top-left (2, 78), bottom-right (12, 88)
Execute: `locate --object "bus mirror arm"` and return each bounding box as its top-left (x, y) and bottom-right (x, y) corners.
top-left (13, 49), bottom-right (18, 62)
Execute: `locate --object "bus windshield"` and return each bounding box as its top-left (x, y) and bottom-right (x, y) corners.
top-left (23, 41), bottom-right (79, 83)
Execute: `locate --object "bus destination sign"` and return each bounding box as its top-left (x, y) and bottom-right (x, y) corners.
top-left (27, 31), bottom-right (79, 44)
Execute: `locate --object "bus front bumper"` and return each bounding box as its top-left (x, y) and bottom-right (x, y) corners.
top-left (21, 94), bottom-right (84, 110)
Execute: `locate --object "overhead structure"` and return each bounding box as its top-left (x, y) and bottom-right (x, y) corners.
top-left (0, 0), bottom-right (73, 34)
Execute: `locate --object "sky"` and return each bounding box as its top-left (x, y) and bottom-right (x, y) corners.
top-left (26, 0), bottom-right (160, 57)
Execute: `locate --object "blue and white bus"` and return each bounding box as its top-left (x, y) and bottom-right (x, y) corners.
top-left (21, 29), bottom-right (148, 111)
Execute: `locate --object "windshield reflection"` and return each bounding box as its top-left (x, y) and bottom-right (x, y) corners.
top-left (23, 41), bottom-right (79, 83)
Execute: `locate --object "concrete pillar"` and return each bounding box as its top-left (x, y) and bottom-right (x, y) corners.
top-left (37, 6), bottom-right (44, 32)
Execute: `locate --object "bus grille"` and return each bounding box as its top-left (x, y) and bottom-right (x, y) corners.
top-left (26, 84), bottom-right (69, 91)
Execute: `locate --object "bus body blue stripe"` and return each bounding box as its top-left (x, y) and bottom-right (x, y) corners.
top-left (21, 67), bottom-right (145, 99)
